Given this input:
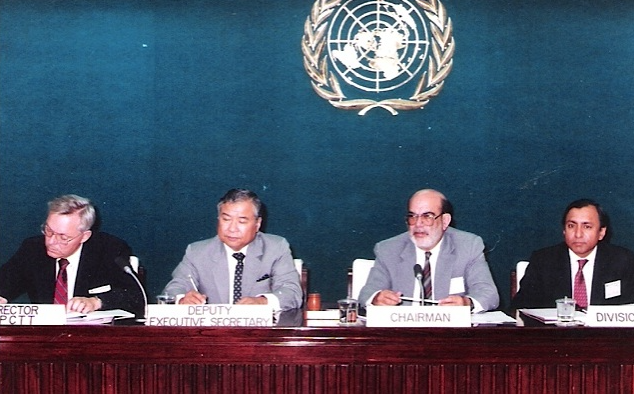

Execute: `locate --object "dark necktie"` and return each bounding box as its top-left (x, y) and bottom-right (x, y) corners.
top-left (54, 258), bottom-right (70, 305)
top-left (423, 251), bottom-right (432, 299)
top-left (232, 252), bottom-right (245, 304)
top-left (574, 259), bottom-right (589, 308)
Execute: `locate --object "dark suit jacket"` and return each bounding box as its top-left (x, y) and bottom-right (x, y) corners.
top-left (0, 232), bottom-right (144, 315)
top-left (511, 242), bottom-right (634, 309)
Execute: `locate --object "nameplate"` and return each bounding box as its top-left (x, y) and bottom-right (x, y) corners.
top-left (146, 304), bottom-right (274, 327)
top-left (366, 305), bottom-right (471, 327)
top-left (0, 304), bottom-right (66, 325)
top-left (585, 305), bottom-right (634, 327)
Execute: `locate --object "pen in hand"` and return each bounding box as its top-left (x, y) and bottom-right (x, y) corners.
top-left (187, 275), bottom-right (199, 292)
top-left (399, 296), bottom-right (439, 304)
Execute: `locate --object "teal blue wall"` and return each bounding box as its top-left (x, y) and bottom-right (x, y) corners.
top-left (1, 0), bottom-right (633, 309)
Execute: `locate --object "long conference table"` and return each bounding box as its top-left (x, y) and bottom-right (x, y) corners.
top-left (2, 313), bottom-right (634, 393)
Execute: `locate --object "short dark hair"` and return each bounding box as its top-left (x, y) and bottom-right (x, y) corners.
top-left (561, 199), bottom-right (607, 228)
top-left (217, 188), bottom-right (262, 217)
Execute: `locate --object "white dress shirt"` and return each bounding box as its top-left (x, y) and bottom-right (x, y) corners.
top-left (224, 244), bottom-right (281, 311)
top-left (413, 238), bottom-right (483, 312)
top-left (55, 244), bottom-right (84, 299)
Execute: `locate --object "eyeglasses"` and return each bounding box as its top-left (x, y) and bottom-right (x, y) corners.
top-left (405, 212), bottom-right (442, 226)
top-left (41, 224), bottom-right (84, 245)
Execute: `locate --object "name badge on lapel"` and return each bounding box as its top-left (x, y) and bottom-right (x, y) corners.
top-left (89, 284), bottom-right (112, 294)
top-left (604, 280), bottom-right (621, 299)
top-left (449, 277), bottom-right (465, 294)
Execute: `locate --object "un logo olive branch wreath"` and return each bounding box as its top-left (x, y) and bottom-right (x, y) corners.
top-left (301, 0), bottom-right (454, 115)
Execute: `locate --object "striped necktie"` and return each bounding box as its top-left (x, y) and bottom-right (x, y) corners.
top-left (423, 251), bottom-right (432, 299)
top-left (573, 259), bottom-right (589, 308)
top-left (53, 258), bottom-right (70, 305)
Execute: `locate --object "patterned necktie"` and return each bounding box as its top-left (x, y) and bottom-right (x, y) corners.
top-left (232, 252), bottom-right (246, 304)
top-left (53, 258), bottom-right (70, 305)
top-left (423, 251), bottom-right (432, 299)
top-left (574, 259), bottom-right (589, 308)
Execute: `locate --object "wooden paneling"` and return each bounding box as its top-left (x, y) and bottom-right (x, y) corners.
top-left (1, 326), bottom-right (634, 393)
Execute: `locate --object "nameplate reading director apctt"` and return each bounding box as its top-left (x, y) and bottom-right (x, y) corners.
top-left (0, 304), bottom-right (66, 325)
top-left (366, 305), bottom-right (471, 327)
top-left (586, 305), bottom-right (634, 327)
top-left (146, 304), bottom-right (274, 327)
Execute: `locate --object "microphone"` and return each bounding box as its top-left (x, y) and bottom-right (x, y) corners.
top-left (413, 264), bottom-right (424, 306)
top-left (115, 256), bottom-right (148, 323)
top-left (115, 255), bottom-right (133, 275)
top-left (414, 264), bottom-right (423, 280)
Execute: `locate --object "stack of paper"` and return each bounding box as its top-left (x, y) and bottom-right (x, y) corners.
top-left (66, 309), bottom-right (134, 325)
top-left (520, 308), bottom-right (586, 325)
top-left (470, 311), bottom-right (516, 326)
top-left (519, 308), bottom-right (559, 324)
top-left (305, 309), bottom-right (340, 327)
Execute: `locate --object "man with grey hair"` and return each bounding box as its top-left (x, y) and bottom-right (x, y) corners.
top-left (0, 194), bottom-right (143, 315)
top-left (163, 188), bottom-right (302, 311)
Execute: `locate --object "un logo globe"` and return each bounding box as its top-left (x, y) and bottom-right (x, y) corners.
top-left (327, 0), bottom-right (430, 93)
top-left (302, 0), bottom-right (454, 114)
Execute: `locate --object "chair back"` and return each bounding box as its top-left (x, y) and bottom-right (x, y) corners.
top-left (294, 259), bottom-right (308, 304)
top-left (349, 259), bottom-right (375, 300)
top-left (129, 256), bottom-right (140, 273)
top-left (129, 256), bottom-right (146, 288)
top-left (510, 260), bottom-right (529, 299)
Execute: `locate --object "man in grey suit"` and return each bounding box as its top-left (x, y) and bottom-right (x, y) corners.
top-left (163, 189), bottom-right (302, 311)
top-left (359, 189), bottom-right (499, 312)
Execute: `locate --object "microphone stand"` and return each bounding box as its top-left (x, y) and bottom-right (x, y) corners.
top-left (413, 264), bottom-right (424, 306)
top-left (416, 276), bottom-right (424, 306)
top-left (116, 256), bottom-right (148, 324)
top-left (123, 266), bottom-right (148, 323)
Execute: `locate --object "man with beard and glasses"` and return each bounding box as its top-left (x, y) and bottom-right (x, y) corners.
top-left (359, 189), bottom-right (499, 313)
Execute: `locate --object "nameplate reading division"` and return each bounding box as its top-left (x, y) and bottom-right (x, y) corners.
top-left (366, 305), bottom-right (471, 327)
top-left (146, 304), bottom-right (274, 327)
top-left (0, 304), bottom-right (66, 325)
top-left (585, 305), bottom-right (634, 327)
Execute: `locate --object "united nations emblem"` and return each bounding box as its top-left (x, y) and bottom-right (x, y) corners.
top-left (302, 0), bottom-right (454, 115)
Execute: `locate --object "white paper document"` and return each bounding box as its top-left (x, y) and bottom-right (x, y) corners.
top-left (520, 308), bottom-right (586, 325)
top-left (470, 311), bottom-right (516, 326)
top-left (66, 309), bottom-right (134, 325)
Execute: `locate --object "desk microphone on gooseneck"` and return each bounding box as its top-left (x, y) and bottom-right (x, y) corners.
top-left (115, 256), bottom-right (147, 323)
top-left (413, 264), bottom-right (424, 306)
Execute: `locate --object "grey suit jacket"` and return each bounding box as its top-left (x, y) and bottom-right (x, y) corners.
top-left (163, 232), bottom-right (302, 311)
top-left (358, 227), bottom-right (499, 311)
